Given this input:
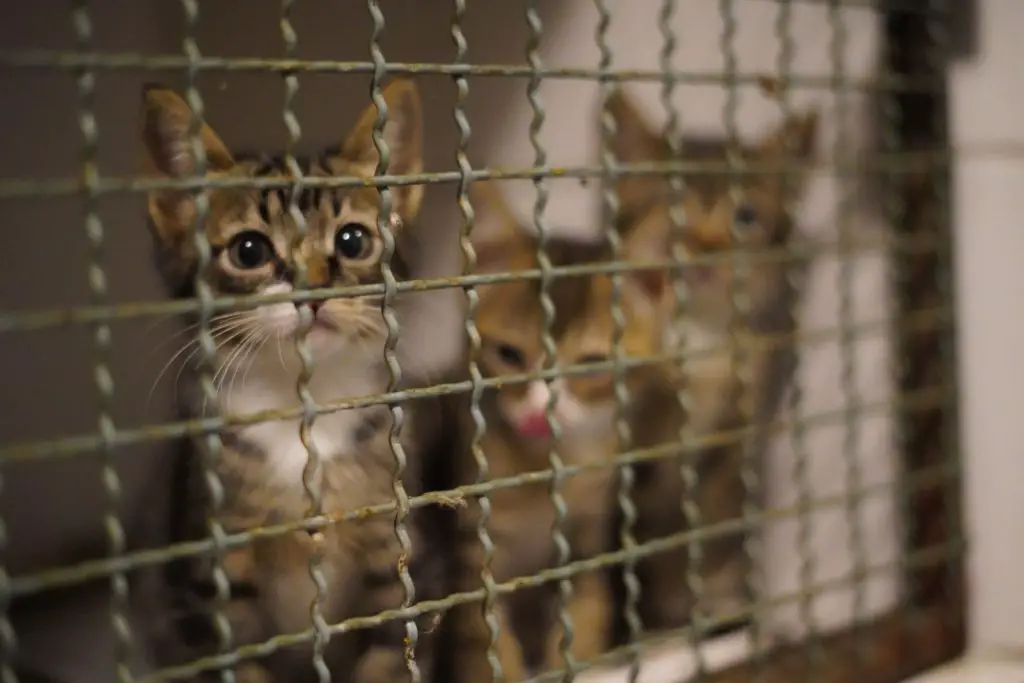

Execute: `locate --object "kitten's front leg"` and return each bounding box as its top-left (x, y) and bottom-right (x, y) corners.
top-left (540, 569), bottom-right (613, 675)
top-left (453, 599), bottom-right (530, 683)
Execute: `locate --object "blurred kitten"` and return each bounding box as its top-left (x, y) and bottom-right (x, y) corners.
top-left (605, 89), bottom-right (819, 632)
top-left (444, 181), bottom-right (675, 682)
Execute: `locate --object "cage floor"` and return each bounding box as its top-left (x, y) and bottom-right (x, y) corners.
top-left (578, 630), bottom-right (753, 683)
top-left (578, 631), bottom-right (1024, 683)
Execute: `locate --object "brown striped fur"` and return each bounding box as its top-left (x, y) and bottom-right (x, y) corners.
top-left (605, 90), bottom-right (819, 633)
top-left (135, 80), bottom-right (452, 683)
top-left (445, 182), bottom-right (674, 682)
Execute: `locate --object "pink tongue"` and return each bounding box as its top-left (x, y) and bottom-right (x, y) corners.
top-left (517, 413), bottom-right (552, 439)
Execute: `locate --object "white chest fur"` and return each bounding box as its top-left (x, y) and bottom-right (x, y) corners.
top-left (217, 356), bottom-right (380, 486)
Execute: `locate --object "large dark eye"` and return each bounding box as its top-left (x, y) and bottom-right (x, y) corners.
top-left (334, 223), bottom-right (372, 260)
top-left (496, 343), bottom-right (525, 368)
top-left (733, 202), bottom-right (758, 228)
top-left (227, 231), bottom-right (275, 271)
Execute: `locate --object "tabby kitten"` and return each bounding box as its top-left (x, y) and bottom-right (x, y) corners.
top-left (138, 80), bottom-right (449, 683)
top-left (605, 90), bottom-right (819, 632)
top-left (444, 181), bottom-right (674, 683)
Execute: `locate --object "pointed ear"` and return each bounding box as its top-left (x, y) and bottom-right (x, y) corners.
top-left (141, 84), bottom-right (235, 242)
top-left (754, 107), bottom-right (820, 195)
top-left (342, 78), bottom-right (424, 220)
top-left (606, 88), bottom-right (665, 165)
top-left (141, 84), bottom-right (235, 178)
top-left (466, 180), bottom-right (529, 275)
top-left (605, 88), bottom-right (670, 218)
top-left (620, 204), bottom-right (672, 307)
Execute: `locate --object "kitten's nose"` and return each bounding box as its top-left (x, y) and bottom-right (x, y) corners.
top-left (297, 300), bottom-right (322, 317)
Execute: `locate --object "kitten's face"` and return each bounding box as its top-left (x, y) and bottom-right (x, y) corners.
top-left (141, 80), bottom-right (423, 364)
top-left (607, 91), bottom-right (818, 326)
top-left (468, 183), bottom-right (666, 444)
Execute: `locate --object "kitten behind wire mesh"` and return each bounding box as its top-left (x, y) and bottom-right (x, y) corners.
top-left (605, 90), bottom-right (819, 635)
top-left (442, 181), bottom-right (676, 683)
top-left (135, 79), bottom-right (452, 683)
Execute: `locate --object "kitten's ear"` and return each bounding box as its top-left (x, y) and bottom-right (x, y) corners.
top-left (606, 89), bottom-right (669, 218)
top-left (141, 84), bottom-right (234, 241)
top-left (466, 180), bottom-right (527, 274)
top-left (620, 205), bottom-right (672, 307)
top-left (341, 79), bottom-right (424, 220)
top-left (607, 89), bottom-right (665, 165)
top-left (141, 84), bottom-right (235, 178)
top-left (754, 107), bottom-right (820, 194)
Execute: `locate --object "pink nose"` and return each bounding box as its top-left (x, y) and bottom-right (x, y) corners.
top-left (516, 412), bottom-right (552, 439)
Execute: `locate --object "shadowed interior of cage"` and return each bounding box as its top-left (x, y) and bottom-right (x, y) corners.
top-left (0, 1), bottom-right (963, 683)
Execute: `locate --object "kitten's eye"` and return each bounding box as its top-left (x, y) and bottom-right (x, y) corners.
top-left (335, 223), bottom-right (373, 260)
top-left (496, 343), bottom-right (525, 368)
top-left (733, 203), bottom-right (758, 228)
top-left (577, 354), bottom-right (610, 367)
top-left (227, 231), bottom-right (275, 271)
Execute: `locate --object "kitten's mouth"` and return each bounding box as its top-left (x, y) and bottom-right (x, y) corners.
top-left (311, 316), bottom-right (338, 331)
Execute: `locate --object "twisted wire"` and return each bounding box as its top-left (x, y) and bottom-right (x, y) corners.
top-left (8, 378), bottom-right (953, 604)
top-left (524, 4), bottom-right (573, 679)
top-left (590, 1), bottom-right (640, 680)
top-left (367, 2), bottom-right (420, 678)
top-left (279, 3), bottom-right (332, 681)
top-left (180, 3), bottom-right (234, 681)
top-left (74, 0), bottom-right (133, 679)
top-left (925, 0), bottom-right (963, 609)
top-left (828, 0), bottom-right (868, 664)
top-left (770, 0), bottom-right (821, 664)
top-left (657, 0), bottom-right (709, 677)
top-left (717, 0), bottom-right (762, 658)
top-left (450, 2), bottom-right (503, 679)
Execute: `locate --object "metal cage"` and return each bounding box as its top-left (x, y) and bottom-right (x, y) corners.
top-left (0, 1), bottom-right (962, 682)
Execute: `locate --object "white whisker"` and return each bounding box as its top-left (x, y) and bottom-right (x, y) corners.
top-left (220, 330), bottom-right (265, 414)
top-left (275, 333), bottom-right (287, 372)
top-left (144, 322), bottom-right (249, 412)
top-left (232, 333), bottom-right (271, 411)
top-left (213, 331), bottom-right (254, 393)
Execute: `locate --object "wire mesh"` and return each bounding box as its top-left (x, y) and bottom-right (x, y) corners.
top-left (0, 1), bottom-right (964, 683)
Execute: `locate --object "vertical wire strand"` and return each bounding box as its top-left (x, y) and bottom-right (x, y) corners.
top-left (773, 0), bottom-right (819, 664)
top-left (279, 4), bottom-right (332, 682)
top-left (924, 0), bottom-right (962, 616)
top-left (181, 3), bottom-right (233, 681)
top-left (718, 0), bottom-right (761, 659)
top-left (880, 0), bottom-right (913, 623)
top-left (524, 4), bottom-right (572, 680)
top-left (828, 0), bottom-right (868, 664)
top-left (657, 1), bottom-right (708, 678)
top-left (592, 3), bottom-right (640, 681)
top-left (0, 447), bottom-right (11, 683)
top-left (366, 3), bottom-right (420, 679)
top-left (0, 470), bottom-right (10, 683)
top-left (75, 1), bottom-right (132, 680)
top-left (450, 4), bottom-right (503, 681)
